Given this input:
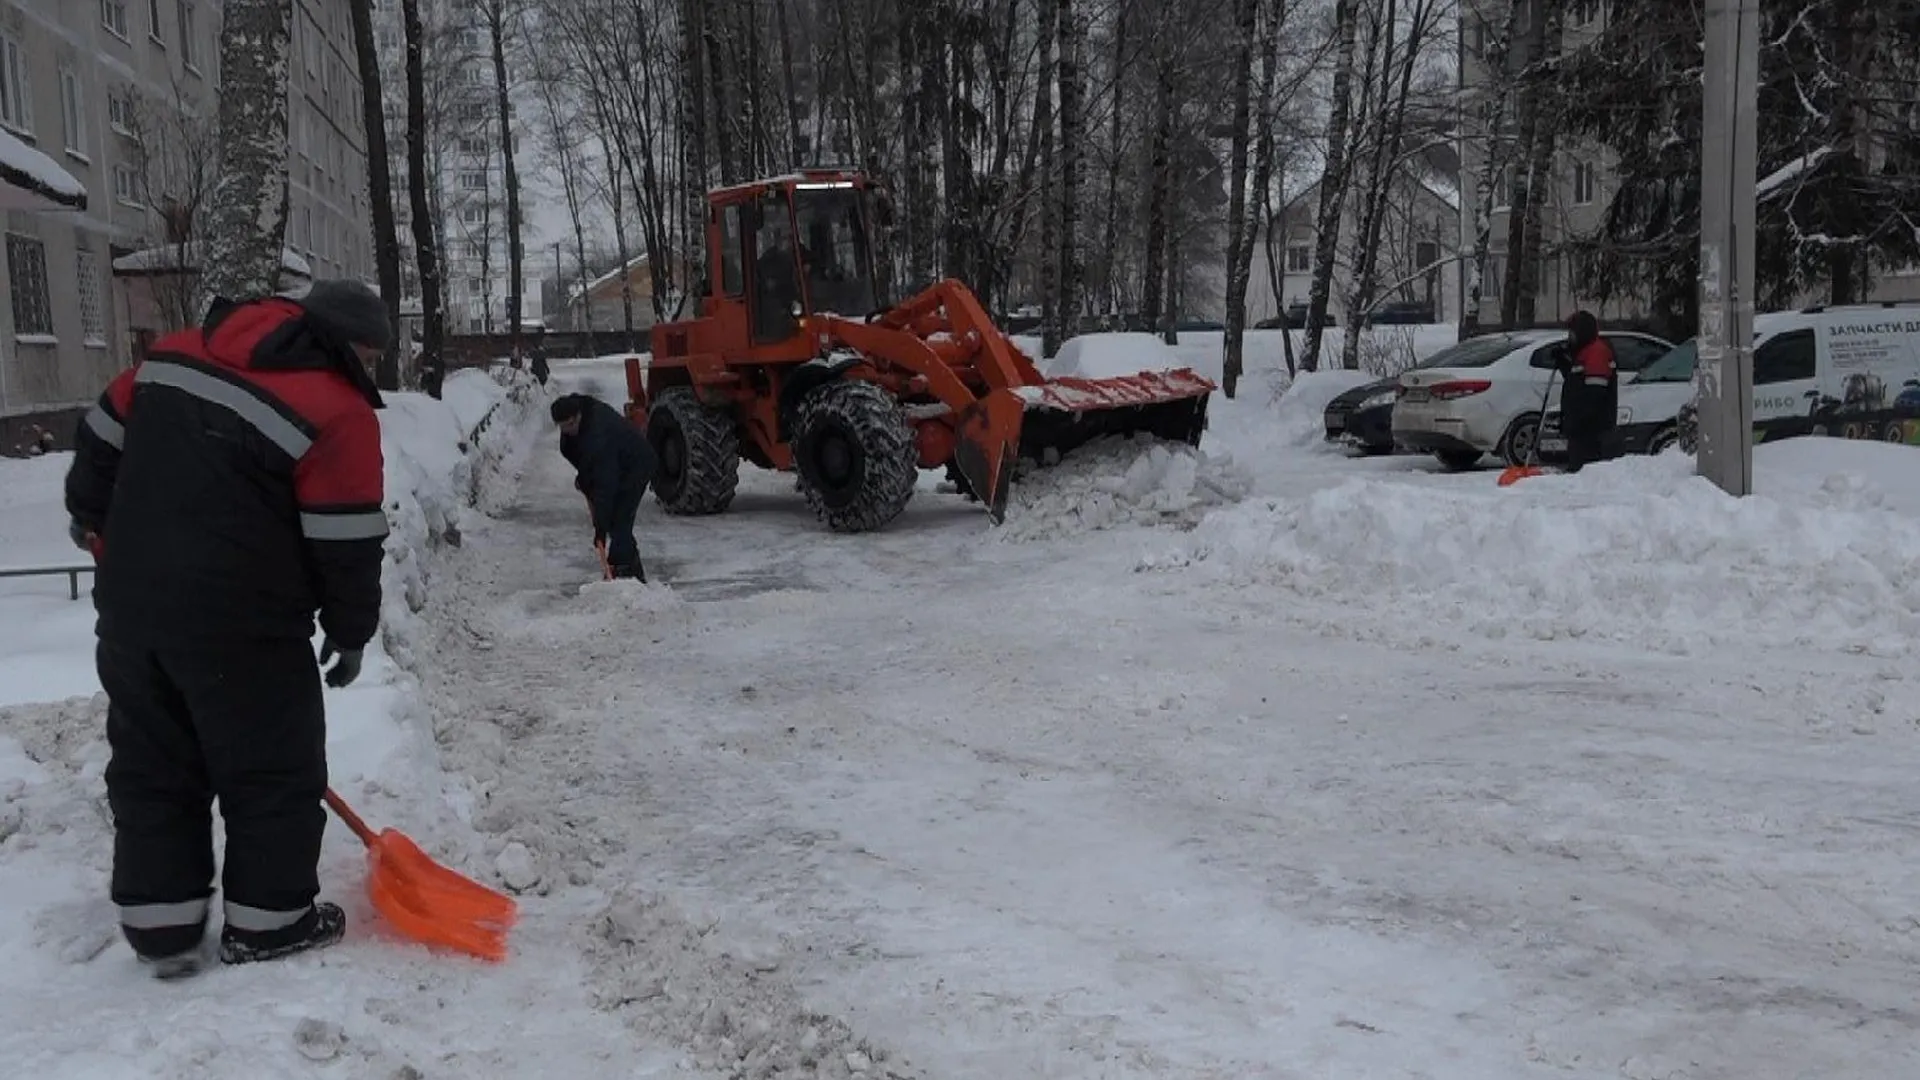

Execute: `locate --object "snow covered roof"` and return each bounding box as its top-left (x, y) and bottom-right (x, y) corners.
top-left (573, 254), bottom-right (650, 301)
top-left (112, 242), bottom-right (314, 278)
top-left (0, 126), bottom-right (86, 212)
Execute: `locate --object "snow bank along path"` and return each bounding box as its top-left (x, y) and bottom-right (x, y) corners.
top-left (0, 369), bottom-right (672, 1078)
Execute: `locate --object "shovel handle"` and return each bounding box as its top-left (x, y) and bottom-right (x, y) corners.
top-left (324, 787), bottom-right (378, 847)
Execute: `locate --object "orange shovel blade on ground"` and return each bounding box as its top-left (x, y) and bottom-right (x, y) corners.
top-left (1496, 464), bottom-right (1546, 486)
top-left (324, 788), bottom-right (518, 962)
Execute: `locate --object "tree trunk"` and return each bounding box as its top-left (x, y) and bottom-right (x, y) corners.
top-left (1139, 60), bottom-right (1174, 328)
top-left (1100, 0), bottom-right (1130, 314)
top-left (1055, 0), bottom-right (1083, 344)
top-left (490, 0), bottom-right (525, 349)
top-left (1035, 0), bottom-right (1060, 356)
top-left (203, 0), bottom-right (294, 304)
top-left (402, 0), bottom-right (444, 397)
top-left (774, 0), bottom-right (804, 167)
top-left (1342, 0), bottom-right (1434, 370)
top-left (1220, 0), bottom-right (1259, 397)
top-left (1499, 0), bottom-right (1550, 326)
top-left (348, 0), bottom-right (402, 390)
top-left (1302, 0), bottom-right (1358, 371)
top-left (1461, 0), bottom-right (1521, 340)
top-left (1513, 0), bottom-right (1561, 325)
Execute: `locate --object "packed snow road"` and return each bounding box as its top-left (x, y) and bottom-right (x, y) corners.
top-left (408, 367), bottom-right (1920, 1079)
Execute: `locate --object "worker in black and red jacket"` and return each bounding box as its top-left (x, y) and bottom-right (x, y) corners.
top-left (63, 280), bottom-right (391, 978)
top-left (1556, 309), bottom-right (1619, 472)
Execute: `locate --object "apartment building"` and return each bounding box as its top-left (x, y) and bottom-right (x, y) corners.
top-left (372, 0), bottom-right (547, 336)
top-left (1453, 0), bottom-right (1621, 326)
top-left (0, 0), bottom-right (371, 445)
top-left (1456, 0), bottom-right (1920, 326)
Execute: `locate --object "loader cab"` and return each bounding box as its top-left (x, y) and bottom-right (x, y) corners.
top-left (716, 175), bottom-right (885, 348)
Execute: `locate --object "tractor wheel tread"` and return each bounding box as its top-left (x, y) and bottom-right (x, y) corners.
top-left (649, 387), bottom-right (740, 516)
top-left (792, 380), bottom-right (918, 533)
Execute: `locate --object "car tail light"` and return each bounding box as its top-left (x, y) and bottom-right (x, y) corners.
top-left (1427, 379), bottom-right (1492, 400)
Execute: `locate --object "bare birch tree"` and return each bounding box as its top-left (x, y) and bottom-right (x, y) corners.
top-left (202, 0), bottom-right (294, 303)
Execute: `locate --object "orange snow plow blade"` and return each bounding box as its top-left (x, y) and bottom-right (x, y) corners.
top-left (324, 789), bottom-right (518, 962)
top-left (954, 370), bottom-right (1215, 523)
top-left (1497, 464), bottom-right (1547, 486)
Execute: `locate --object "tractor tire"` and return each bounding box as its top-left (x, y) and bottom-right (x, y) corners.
top-left (791, 380), bottom-right (918, 533)
top-left (648, 387), bottom-right (740, 516)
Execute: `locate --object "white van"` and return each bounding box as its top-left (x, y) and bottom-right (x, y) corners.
top-left (1538, 303), bottom-right (1920, 459)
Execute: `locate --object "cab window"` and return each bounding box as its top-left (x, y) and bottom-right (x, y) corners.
top-left (718, 205), bottom-right (745, 298)
top-left (1755, 329), bottom-right (1817, 384)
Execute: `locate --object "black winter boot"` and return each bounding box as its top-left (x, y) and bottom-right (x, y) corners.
top-left (219, 902), bottom-right (346, 965)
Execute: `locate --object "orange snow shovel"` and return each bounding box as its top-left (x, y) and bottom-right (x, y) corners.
top-left (584, 494), bottom-right (613, 579)
top-left (1498, 371), bottom-right (1559, 486)
top-left (323, 788), bottom-right (518, 962)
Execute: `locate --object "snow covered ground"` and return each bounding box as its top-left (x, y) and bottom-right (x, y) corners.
top-left (4, 345), bottom-right (1919, 1079)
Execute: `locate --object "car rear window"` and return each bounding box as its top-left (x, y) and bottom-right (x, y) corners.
top-left (1414, 335), bottom-right (1523, 369)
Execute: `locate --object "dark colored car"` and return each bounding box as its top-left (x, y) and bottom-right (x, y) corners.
top-left (1323, 378), bottom-right (1400, 454)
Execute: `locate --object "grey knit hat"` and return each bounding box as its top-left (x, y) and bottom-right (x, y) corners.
top-left (301, 280), bottom-right (392, 350)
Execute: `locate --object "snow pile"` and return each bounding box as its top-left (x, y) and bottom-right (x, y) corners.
top-left (1263, 369), bottom-right (1379, 449)
top-left (1045, 332), bottom-right (1186, 379)
top-left (998, 436), bottom-right (1252, 542)
top-left (1144, 440), bottom-right (1920, 655)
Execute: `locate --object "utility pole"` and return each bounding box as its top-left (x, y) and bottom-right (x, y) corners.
top-left (1694, 0), bottom-right (1759, 496)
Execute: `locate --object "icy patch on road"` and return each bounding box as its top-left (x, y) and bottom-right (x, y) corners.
top-left (998, 437), bottom-right (1251, 542)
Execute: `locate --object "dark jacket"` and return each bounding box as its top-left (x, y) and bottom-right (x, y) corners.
top-left (558, 395), bottom-right (656, 533)
top-left (1557, 313), bottom-right (1618, 437)
top-left (65, 297), bottom-right (388, 650)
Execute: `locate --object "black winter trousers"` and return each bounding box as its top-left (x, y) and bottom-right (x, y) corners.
top-left (98, 637), bottom-right (328, 959)
top-left (604, 481), bottom-right (647, 574)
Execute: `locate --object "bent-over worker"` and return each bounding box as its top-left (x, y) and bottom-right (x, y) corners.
top-left (553, 393), bottom-right (656, 581)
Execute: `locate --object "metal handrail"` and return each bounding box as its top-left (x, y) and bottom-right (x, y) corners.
top-left (0, 562), bottom-right (95, 601)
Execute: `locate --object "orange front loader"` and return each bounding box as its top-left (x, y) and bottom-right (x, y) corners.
top-left (623, 169), bottom-right (1215, 532)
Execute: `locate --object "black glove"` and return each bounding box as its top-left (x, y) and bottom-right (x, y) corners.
top-left (69, 519), bottom-right (96, 551)
top-left (318, 638), bottom-right (364, 689)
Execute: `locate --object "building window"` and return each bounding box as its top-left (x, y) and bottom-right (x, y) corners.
top-left (458, 136), bottom-right (487, 154)
top-left (1483, 255), bottom-right (1504, 300)
top-left (60, 70), bottom-right (85, 155)
top-left (1572, 160), bottom-right (1597, 205)
top-left (461, 206), bottom-right (484, 224)
top-left (457, 102), bottom-right (488, 123)
top-left (466, 240), bottom-right (486, 258)
top-left (1572, 0), bottom-right (1603, 26)
top-left (1415, 241), bottom-right (1440, 270)
top-left (112, 164), bottom-right (140, 206)
top-left (6, 234), bottom-right (54, 338)
top-left (102, 0), bottom-right (130, 40)
top-left (180, 3), bottom-right (199, 69)
top-left (460, 172), bottom-right (486, 191)
top-left (108, 93), bottom-right (133, 135)
top-left (147, 0), bottom-right (165, 43)
top-left (76, 251), bottom-right (107, 345)
top-left (1286, 245), bottom-right (1311, 274)
top-left (0, 33), bottom-right (31, 133)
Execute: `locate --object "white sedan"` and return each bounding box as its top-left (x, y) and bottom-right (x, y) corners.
top-left (1390, 328), bottom-right (1673, 470)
